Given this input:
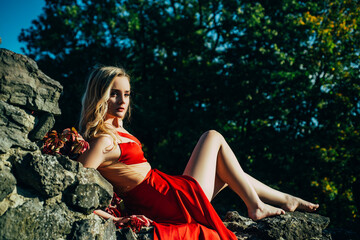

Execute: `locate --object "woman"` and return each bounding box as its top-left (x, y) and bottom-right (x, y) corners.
top-left (77, 66), bottom-right (319, 239)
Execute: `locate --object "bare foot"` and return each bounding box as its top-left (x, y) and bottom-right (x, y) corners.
top-left (248, 203), bottom-right (285, 221)
top-left (281, 194), bottom-right (319, 212)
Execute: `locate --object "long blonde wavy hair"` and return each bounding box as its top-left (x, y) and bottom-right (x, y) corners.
top-left (79, 66), bottom-right (131, 144)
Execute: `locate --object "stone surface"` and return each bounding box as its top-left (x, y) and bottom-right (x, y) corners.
top-left (0, 198), bottom-right (74, 240)
top-left (136, 227), bottom-right (154, 240)
top-left (224, 211), bottom-right (331, 240)
top-left (0, 100), bottom-right (37, 153)
top-left (28, 112), bottom-right (55, 141)
top-left (117, 228), bottom-right (138, 240)
top-left (0, 48), bottom-right (62, 152)
top-left (65, 163), bottom-right (113, 214)
top-left (0, 165), bottom-right (16, 201)
top-left (13, 151), bottom-right (113, 214)
top-left (13, 152), bottom-right (76, 198)
top-left (0, 48), bottom-right (62, 115)
top-left (71, 218), bottom-right (117, 240)
top-left (116, 227), bottom-right (154, 240)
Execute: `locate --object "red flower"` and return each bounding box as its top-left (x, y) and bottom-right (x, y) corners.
top-left (125, 215), bottom-right (148, 233)
top-left (42, 130), bottom-right (64, 155)
top-left (42, 127), bottom-right (89, 159)
top-left (105, 192), bottom-right (126, 219)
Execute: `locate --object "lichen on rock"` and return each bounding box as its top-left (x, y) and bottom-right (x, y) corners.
top-left (224, 211), bottom-right (331, 240)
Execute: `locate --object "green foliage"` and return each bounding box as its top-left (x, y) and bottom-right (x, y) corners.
top-left (19, 0), bottom-right (360, 231)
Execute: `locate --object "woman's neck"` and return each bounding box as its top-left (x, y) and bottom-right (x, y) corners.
top-left (104, 116), bottom-right (123, 130)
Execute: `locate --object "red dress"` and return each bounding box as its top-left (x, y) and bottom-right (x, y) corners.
top-left (117, 132), bottom-right (237, 240)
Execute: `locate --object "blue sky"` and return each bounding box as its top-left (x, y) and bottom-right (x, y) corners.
top-left (0, 0), bottom-right (45, 54)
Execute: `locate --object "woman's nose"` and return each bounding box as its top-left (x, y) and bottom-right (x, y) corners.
top-left (118, 95), bottom-right (125, 103)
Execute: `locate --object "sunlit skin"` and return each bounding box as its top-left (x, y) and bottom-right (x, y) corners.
top-left (105, 76), bottom-right (131, 129)
top-left (183, 130), bottom-right (319, 220)
top-left (78, 75), bottom-right (319, 223)
top-left (78, 76), bottom-right (153, 226)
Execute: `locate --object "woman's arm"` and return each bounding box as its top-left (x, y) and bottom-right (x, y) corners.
top-left (94, 210), bottom-right (130, 226)
top-left (77, 136), bottom-right (114, 168)
top-left (94, 209), bottom-right (121, 221)
top-left (94, 209), bottom-right (153, 227)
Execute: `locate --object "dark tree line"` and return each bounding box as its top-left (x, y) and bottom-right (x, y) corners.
top-left (19, 0), bottom-right (360, 231)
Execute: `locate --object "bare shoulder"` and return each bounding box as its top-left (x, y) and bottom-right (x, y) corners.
top-left (78, 134), bottom-right (118, 168)
top-left (89, 134), bottom-right (115, 152)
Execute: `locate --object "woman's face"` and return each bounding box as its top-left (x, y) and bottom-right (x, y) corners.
top-left (106, 76), bottom-right (130, 120)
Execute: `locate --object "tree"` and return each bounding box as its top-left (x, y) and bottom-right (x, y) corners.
top-left (20, 0), bottom-right (360, 231)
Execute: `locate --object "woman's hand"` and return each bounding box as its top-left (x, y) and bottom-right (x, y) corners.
top-left (112, 216), bottom-right (129, 226)
top-left (113, 215), bottom-right (153, 227)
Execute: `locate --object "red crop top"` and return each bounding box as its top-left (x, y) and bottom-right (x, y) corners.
top-left (118, 132), bottom-right (147, 165)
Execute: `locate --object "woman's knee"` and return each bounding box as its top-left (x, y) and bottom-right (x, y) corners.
top-left (201, 130), bottom-right (224, 142)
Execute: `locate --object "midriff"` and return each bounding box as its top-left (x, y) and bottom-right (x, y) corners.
top-left (97, 161), bottom-right (151, 194)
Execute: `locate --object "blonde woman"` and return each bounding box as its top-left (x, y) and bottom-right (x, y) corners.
top-left (77, 66), bottom-right (319, 240)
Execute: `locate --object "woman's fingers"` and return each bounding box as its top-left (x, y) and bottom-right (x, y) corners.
top-left (114, 217), bottom-right (130, 225)
top-left (113, 215), bottom-right (153, 227)
top-left (131, 215), bottom-right (153, 226)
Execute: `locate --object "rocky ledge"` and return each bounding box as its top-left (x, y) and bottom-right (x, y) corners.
top-left (0, 49), bottom-right (332, 239)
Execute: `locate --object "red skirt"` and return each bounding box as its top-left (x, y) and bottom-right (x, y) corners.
top-left (122, 169), bottom-right (237, 240)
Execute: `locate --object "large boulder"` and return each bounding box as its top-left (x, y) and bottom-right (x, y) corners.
top-left (0, 49), bottom-right (115, 239)
top-left (0, 150), bottom-right (115, 239)
top-left (13, 152), bottom-right (76, 198)
top-left (0, 198), bottom-right (74, 240)
top-left (13, 152), bottom-right (113, 214)
top-left (0, 48), bottom-right (62, 115)
top-left (65, 162), bottom-right (114, 214)
top-left (70, 218), bottom-right (117, 240)
top-left (224, 211), bottom-right (331, 240)
top-left (0, 190), bottom-right (116, 240)
top-left (0, 49), bottom-right (62, 153)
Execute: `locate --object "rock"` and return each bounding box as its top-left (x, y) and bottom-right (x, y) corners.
top-left (57, 153), bottom-right (82, 172)
top-left (12, 151), bottom-right (113, 214)
top-left (13, 152), bottom-right (76, 198)
top-left (0, 165), bottom-right (16, 201)
top-left (66, 181), bottom-right (112, 214)
top-left (65, 162), bottom-right (113, 214)
top-left (116, 227), bottom-right (154, 240)
top-left (28, 112), bottom-right (55, 141)
top-left (117, 228), bottom-right (138, 240)
top-left (136, 227), bottom-right (154, 240)
top-left (224, 211), bottom-right (331, 240)
top-left (0, 198), bottom-right (74, 240)
top-left (0, 100), bottom-right (38, 153)
top-left (71, 218), bottom-right (117, 240)
top-left (0, 187), bottom-right (26, 217)
top-left (0, 48), bottom-right (62, 115)
top-left (0, 48), bottom-right (62, 148)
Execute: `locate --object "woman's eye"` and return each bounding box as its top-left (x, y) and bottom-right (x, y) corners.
top-left (110, 91), bottom-right (118, 96)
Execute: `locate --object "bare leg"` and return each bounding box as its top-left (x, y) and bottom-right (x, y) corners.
top-left (183, 130), bottom-right (285, 220)
top-left (246, 174), bottom-right (319, 212)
